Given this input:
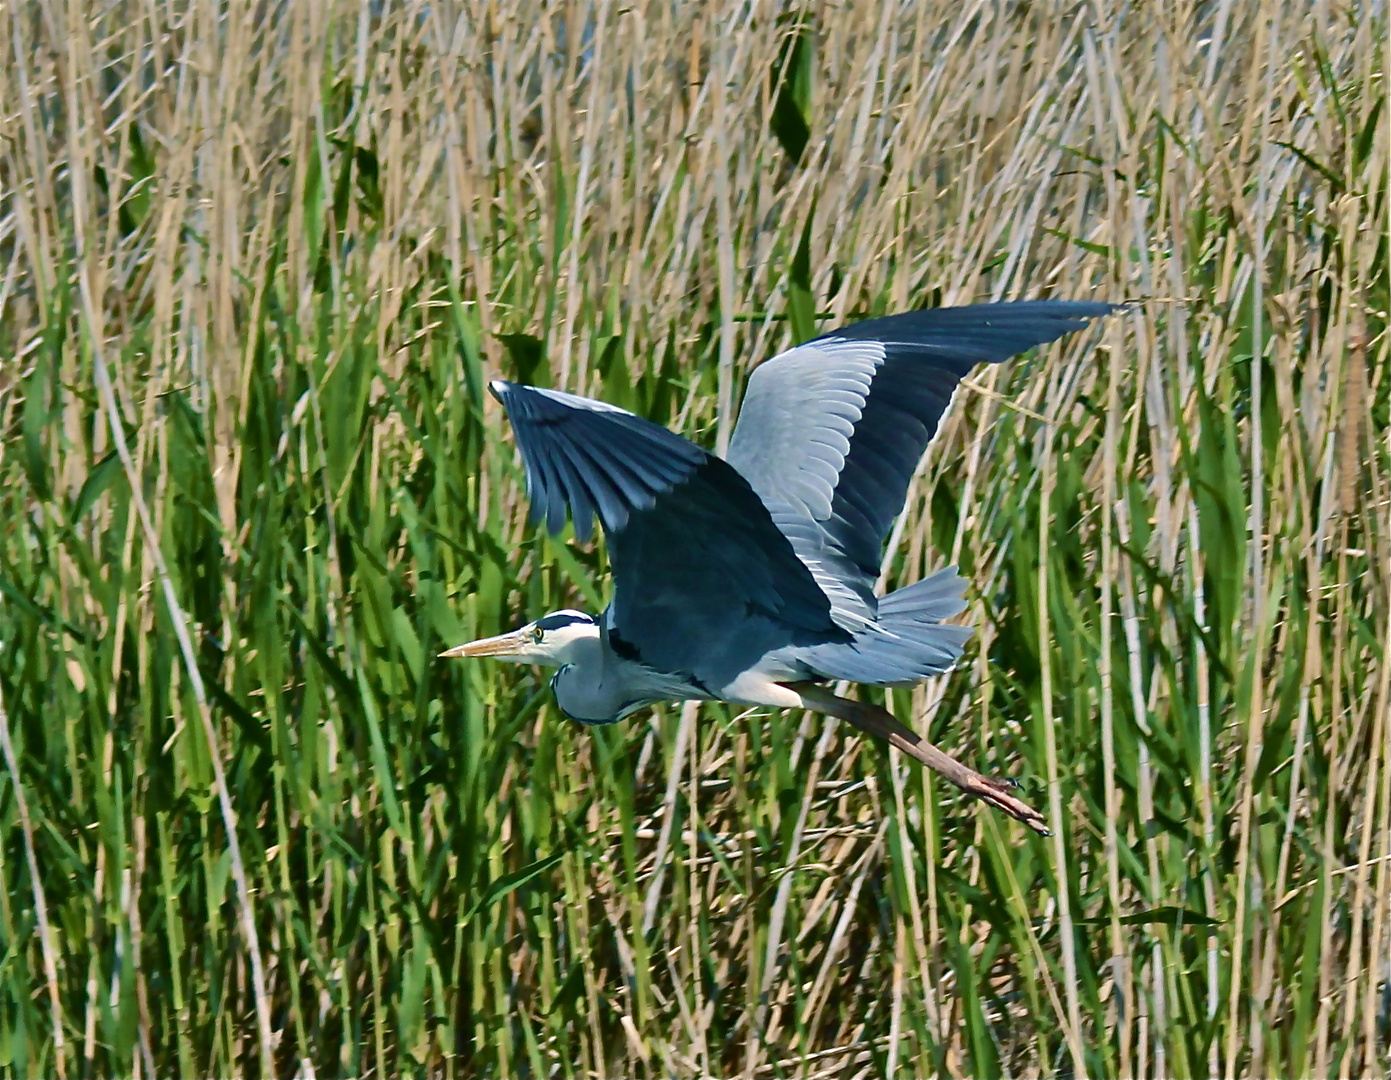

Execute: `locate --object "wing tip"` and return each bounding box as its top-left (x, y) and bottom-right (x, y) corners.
top-left (810, 298), bottom-right (1121, 359)
top-left (934, 298), bottom-right (1122, 324)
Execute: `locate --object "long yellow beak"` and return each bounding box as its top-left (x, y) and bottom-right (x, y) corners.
top-left (439, 629), bottom-right (530, 659)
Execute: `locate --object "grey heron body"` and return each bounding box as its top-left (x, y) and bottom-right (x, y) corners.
top-left (444, 301), bottom-right (1114, 832)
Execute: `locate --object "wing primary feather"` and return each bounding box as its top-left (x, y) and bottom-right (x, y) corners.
top-left (544, 450), bottom-right (599, 542)
top-left (512, 423), bottom-right (567, 534)
top-left (570, 430), bottom-right (666, 507)
top-left (562, 435), bottom-right (643, 533)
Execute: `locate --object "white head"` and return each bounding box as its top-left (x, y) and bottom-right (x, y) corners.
top-left (439, 609), bottom-right (600, 667)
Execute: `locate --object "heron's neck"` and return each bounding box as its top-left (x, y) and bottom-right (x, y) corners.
top-left (550, 633), bottom-right (629, 725)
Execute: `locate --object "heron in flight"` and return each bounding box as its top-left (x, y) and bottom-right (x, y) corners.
top-left (443, 301), bottom-right (1113, 833)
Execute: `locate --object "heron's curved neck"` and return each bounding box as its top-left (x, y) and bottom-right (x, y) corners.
top-left (550, 634), bottom-right (630, 725)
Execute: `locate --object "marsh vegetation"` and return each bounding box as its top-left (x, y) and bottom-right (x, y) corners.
top-left (0, 1), bottom-right (1387, 1076)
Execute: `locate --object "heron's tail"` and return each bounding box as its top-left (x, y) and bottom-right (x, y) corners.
top-left (877, 565), bottom-right (971, 624)
top-left (797, 566), bottom-right (972, 685)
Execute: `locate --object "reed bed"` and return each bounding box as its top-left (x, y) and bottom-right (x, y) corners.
top-left (0, 0), bottom-right (1387, 1075)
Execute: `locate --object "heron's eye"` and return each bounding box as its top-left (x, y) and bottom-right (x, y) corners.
top-left (531, 627), bottom-right (544, 643)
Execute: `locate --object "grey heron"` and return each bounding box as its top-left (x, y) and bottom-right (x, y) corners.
top-left (443, 300), bottom-right (1113, 833)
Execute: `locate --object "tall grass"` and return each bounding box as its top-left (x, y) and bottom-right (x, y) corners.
top-left (1, 0), bottom-right (1387, 1075)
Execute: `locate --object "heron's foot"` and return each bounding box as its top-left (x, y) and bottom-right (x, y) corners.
top-left (783, 683), bottom-right (1051, 835)
top-left (951, 770), bottom-right (1050, 836)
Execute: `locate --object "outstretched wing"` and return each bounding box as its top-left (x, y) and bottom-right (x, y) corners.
top-left (489, 380), bottom-right (847, 680)
top-left (725, 301), bottom-right (1115, 624)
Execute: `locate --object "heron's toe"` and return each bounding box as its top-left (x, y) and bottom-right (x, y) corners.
top-left (971, 776), bottom-right (1049, 835)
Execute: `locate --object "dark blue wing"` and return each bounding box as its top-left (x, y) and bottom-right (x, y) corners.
top-left (489, 380), bottom-right (848, 679)
top-left (725, 301), bottom-right (1115, 623)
